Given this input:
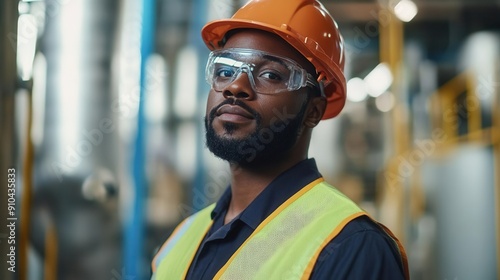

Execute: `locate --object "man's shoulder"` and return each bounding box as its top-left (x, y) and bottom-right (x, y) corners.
top-left (311, 215), bottom-right (406, 279)
top-left (334, 215), bottom-right (391, 243)
top-left (330, 215), bottom-right (404, 256)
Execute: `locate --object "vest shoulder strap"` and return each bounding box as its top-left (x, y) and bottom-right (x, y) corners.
top-left (152, 204), bottom-right (215, 279)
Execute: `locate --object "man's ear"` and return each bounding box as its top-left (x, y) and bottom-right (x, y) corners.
top-left (304, 97), bottom-right (327, 128)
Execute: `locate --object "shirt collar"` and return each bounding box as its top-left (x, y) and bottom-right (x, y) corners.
top-left (210, 158), bottom-right (322, 229)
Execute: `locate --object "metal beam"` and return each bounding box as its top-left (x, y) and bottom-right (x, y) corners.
top-left (0, 1), bottom-right (19, 280)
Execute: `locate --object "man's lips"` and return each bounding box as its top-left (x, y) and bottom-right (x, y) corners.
top-left (215, 104), bottom-right (254, 121)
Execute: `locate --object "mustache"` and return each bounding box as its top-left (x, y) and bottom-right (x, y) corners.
top-left (208, 99), bottom-right (260, 121)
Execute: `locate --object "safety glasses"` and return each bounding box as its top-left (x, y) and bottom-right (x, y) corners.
top-left (205, 48), bottom-right (319, 95)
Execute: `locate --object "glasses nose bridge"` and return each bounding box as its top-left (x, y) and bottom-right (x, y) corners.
top-left (232, 62), bottom-right (255, 87)
top-left (218, 62), bottom-right (256, 99)
top-left (237, 62), bottom-right (253, 76)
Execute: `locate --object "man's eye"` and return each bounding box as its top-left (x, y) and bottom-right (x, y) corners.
top-left (260, 72), bottom-right (282, 81)
top-left (216, 67), bottom-right (235, 77)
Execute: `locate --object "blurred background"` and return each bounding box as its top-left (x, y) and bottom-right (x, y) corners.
top-left (0, 0), bottom-right (499, 279)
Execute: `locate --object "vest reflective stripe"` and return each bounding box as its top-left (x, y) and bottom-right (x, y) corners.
top-left (153, 204), bottom-right (215, 279)
top-left (214, 178), bottom-right (364, 279)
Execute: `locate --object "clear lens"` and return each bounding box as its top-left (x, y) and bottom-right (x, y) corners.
top-left (205, 48), bottom-right (317, 94)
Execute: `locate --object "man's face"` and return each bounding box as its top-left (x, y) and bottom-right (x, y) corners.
top-left (204, 29), bottom-right (315, 165)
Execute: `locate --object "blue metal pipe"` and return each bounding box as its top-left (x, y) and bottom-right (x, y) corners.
top-left (190, 0), bottom-right (210, 212)
top-left (124, 0), bottom-right (156, 278)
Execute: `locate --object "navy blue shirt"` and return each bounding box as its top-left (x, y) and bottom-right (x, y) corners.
top-left (185, 159), bottom-right (406, 279)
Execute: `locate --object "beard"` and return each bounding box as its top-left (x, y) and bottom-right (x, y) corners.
top-left (205, 99), bottom-right (308, 165)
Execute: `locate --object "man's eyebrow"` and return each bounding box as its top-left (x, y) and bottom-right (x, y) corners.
top-left (262, 54), bottom-right (288, 67)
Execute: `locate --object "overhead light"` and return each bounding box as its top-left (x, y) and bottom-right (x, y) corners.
top-left (375, 92), bottom-right (396, 112)
top-left (364, 63), bottom-right (393, 98)
top-left (145, 54), bottom-right (168, 123)
top-left (16, 14), bottom-right (38, 81)
top-left (394, 0), bottom-right (418, 22)
top-left (173, 46), bottom-right (198, 119)
top-left (346, 77), bottom-right (368, 102)
top-left (58, 0), bottom-right (85, 159)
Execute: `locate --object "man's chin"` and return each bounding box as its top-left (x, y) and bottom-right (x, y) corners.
top-left (215, 120), bottom-right (257, 139)
top-left (206, 137), bottom-right (252, 164)
top-left (217, 132), bottom-right (248, 142)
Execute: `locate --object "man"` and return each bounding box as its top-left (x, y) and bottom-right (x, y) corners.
top-left (152, 0), bottom-right (409, 279)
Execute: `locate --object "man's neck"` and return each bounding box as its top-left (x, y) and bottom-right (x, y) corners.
top-left (223, 155), bottom-right (305, 224)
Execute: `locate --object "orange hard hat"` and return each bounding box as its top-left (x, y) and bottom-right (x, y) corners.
top-left (201, 0), bottom-right (346, 119)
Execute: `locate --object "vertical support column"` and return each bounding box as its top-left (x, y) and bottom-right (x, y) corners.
top-left (0, 2), bottom-right (19, 280)
top-left (189, 0), bottom-right (209, 212)
top-left (494, 109), bottom-right (500, 280)
top-left (43, 219), bottom-right (57, 280)
top-left (378, 1), bottom-right (407, 240)
top-left (124, 0), bottom-right (156, 278)
top-left (492, 64), bottom-right (500, 280)
top-left (467, 72), bottom-right (482, 140)
top-left (19, 87), bottom-right (34, 280)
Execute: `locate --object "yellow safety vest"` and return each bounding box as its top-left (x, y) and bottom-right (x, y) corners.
top-left (152, 178), bottom-right (409, 279)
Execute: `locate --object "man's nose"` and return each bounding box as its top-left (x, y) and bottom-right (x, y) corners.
top-left (222, 71), bottom-right (256, 100)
